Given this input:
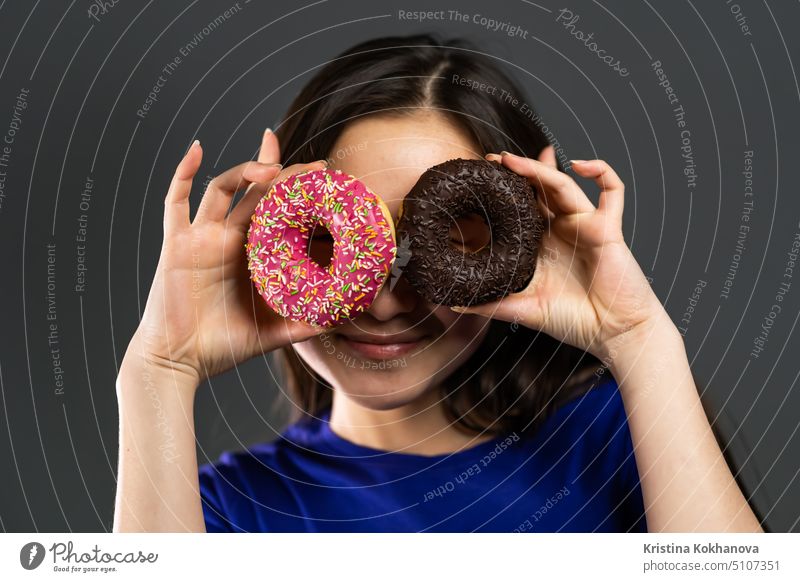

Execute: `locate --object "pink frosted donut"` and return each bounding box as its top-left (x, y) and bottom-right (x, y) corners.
top-left (246, 168), bottom-right (396, 327)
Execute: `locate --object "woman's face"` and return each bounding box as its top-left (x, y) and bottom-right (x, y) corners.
top-left (292, 113), bottom-right (491, 411)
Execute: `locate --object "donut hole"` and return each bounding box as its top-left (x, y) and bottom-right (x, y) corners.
top-left (449, 212), bottom-right (491, 254)
top-left (308, 222), bottom-right (335, 268)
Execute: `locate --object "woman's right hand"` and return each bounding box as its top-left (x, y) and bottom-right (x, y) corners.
top-left (126, 129), bottom-right (326, 385)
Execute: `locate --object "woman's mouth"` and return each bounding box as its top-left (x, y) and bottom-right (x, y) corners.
top-left (337, 333), bottom-right (428, 360)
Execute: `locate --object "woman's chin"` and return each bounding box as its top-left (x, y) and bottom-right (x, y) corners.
top-left (331, 369), bottom-right (436, 411)
top-left (292, 321), bottom-right (488, 412)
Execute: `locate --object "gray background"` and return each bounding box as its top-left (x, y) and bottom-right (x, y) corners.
top-left (0, 0), bottom-right (798, 532)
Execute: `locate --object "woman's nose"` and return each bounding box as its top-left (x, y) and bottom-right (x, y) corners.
top-left (366, 274), bottom-right (418, 322)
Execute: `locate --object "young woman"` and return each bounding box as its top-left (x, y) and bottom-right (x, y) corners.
top-left (113, 35), bottom-right (763, 532)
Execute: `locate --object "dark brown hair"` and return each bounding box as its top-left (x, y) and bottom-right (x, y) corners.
top-left (274, 34), bottom-right (604, 436)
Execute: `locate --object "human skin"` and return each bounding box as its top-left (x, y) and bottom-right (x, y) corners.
top-left (113, 113), bottom-right (763, 532)
top-left (459, 151), bottom-right (763, 532)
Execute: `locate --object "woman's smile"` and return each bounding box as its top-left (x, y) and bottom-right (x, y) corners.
top-left (336, 330), bottom-right (430, 360)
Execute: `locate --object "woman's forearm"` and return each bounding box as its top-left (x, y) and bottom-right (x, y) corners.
top-left (607, 314), bottom-right (763, 532)
top-left (113, 342), bottom-right (205, 532)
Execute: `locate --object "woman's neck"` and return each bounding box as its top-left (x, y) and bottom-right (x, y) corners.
top-left (328, 389), bottom-right (494, 456)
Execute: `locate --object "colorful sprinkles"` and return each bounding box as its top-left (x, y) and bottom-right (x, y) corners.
top-left (246, 168), bottom-right (396, 327)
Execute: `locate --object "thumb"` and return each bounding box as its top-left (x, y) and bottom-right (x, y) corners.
top-left (450, 294), bottom-right (537, 326)
top-left (252, 309), bottom-right (325, 352)
top-left (284, 320), bottom-right (325, 344)
top-left (450, 300), bottom-right (503, 318)
top-left (451, 293), bottom-right (549, 332)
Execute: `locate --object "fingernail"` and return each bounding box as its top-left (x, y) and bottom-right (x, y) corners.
top-left (569, 159), bottom-right (587, 165)
top-left (264, 162), bottom-right (282, 168)
top-left (187, 139), bottom-right (200, 153)
top-left (500, 151), bottom-right (512, 157)
top-left (450, 306), bottom-right (467, 313)
top-left (314, 159), bottom-right (329, 167)
top-left (264, 127), bottom-right (272, 135)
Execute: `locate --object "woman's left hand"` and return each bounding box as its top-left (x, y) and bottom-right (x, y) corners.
top-left (454, 151), bottom-right (672, 361)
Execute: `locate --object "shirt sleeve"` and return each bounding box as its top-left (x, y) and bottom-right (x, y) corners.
top-left (198, 463), bottom-right (234, 533)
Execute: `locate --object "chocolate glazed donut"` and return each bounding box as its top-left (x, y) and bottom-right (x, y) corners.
top-left (395, 158), bottom-right (544, 306)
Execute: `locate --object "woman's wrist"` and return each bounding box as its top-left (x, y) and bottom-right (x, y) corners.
top-left (114, 336), bottom-right (204, 532)
top-left (600, 310), bottom-right (684, 386)
top-left (118, 332), bottom-right (202, 397)
top-left (117, 352), bottom-right (200, 399)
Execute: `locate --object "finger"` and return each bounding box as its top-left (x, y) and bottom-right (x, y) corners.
top-left (228, 159), bottom-right (329, 228)
top-left (450, 293), bottom-right (545, 330)
top-left (486, 152), bottom-right (555, 220)
top-left (536, 196), bottom-right (557, 221)
top-left (256, 127), bottom-right (280, 165)
top-left (195, 160), bottom-right (282, 224)
top-left (570, 159), bottom-right (624, 221)
top-left (500, 152), bottom-right (596, 215)
top-left (537, 145), bottom-right (558, 168)
top-left (284, 320), bottom-right (326, 344)
top-left (228, 128), bottom-right (281, 226)
top-left (164, 140), bottom-right (202, 234)
top-left (255, 312), bottom-right (325, 350)
top-left (487, 147), bottom-right (556, 168)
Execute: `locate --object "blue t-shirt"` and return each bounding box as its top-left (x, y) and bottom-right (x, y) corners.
top-left (198, 378), bottom-right (647, 532)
